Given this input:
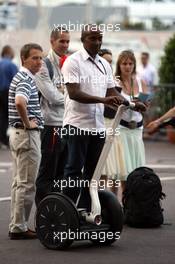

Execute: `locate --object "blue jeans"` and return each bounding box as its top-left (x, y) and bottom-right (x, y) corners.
top-left (63, 125), bottom-right (105, 211)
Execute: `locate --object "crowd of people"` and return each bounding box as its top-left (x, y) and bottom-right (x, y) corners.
top-left (0, 24), bottom-right (173, 240)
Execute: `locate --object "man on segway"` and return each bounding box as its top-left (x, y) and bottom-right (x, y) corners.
top-left (61, 24), bottom-right (125, 211)
top-left (35, 25), bottom-right (146, 249)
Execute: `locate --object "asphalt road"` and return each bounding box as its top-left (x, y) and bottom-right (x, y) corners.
top-left (0, 140), bottom-right (175, 264)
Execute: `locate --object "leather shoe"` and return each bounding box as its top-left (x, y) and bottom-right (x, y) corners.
top-left (9, 230), bottom-right (37, 240)
top-left (27, 228), bottom-right (36, 233)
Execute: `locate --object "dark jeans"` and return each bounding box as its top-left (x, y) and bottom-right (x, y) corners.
top-left (0, 89), bottom-right (9, 146)
top-left (63, 125), bottom-right (105, 211)
top-left (35, 125), bottom-right (67, 206)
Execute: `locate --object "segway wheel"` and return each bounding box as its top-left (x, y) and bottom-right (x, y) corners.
top-left (90, 190), bottom-right (123, 246)
top-left (35, 193), bottom-right (79, 250)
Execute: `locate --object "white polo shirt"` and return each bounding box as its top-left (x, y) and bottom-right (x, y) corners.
top-left (62, 47), bottom-right (115, 131)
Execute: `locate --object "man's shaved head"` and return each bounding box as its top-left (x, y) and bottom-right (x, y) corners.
top-left (80, 24), bottom-right (103, 58)
top-left (81, 24), bottom-right (103, 42)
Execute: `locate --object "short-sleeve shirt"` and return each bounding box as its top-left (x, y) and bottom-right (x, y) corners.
top-left (62, 47), bottom-right (115, 131)
top-left (8, 66), bottom-right (44, 129)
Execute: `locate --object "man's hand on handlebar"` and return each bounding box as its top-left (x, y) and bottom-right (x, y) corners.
top-left (102, 95), bottom-right (125, 108)
top-left (131, 99), bottom-right (147, 113)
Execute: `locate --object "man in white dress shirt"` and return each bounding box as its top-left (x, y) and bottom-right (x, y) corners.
top-left (137, 52), bottom-right (157, 93)
top-left (61, 25), bottom-right (125, 211)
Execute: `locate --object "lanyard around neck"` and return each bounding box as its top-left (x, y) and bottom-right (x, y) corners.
top-left (122, 77), bottom-right (134, 99)
top-left (130, 78), bottom-right (134, 99)
top-left (88, 57), bottom-right (107, 75)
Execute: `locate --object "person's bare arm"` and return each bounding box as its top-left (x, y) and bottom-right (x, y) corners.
top-left (158, 107), bottom-right (175, 123)
top-left (147, 107), bottom-right (175, 134)
top-left (15, 96), bottom-right (38, 129)
top-left (66, 83), bottom-right (124, 106)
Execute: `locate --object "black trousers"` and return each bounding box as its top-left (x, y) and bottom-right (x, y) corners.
top-left (63, 125), bottom-right (105, 211)
top-left (35, 125), bottom-right (67, 206)
top-left (0, 89), bottom-right (9, 146)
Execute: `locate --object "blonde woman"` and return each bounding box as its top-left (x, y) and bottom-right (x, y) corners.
top-left (99, 49), bottom-right (125, 194)
top-left (113, 50), bottom-right (148, 196)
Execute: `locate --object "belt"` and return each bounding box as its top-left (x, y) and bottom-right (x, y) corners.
top-left (13, 123), bottom-right (40, 131)
top-left (120, 119), bottom-right (143, 129)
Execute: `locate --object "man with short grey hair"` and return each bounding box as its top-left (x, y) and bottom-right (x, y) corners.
top-left (35, 27), bottom-right (70, 206)
top-left (137, 52), bottom-right (157, 92)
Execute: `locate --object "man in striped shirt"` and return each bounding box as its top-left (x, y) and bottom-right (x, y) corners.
top-left (8, 43), bottom-right (44, 240)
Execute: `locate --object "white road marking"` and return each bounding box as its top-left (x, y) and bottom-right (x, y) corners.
top-left (0, 163), bottom-right (175, 202)
top-left (0, 162), bottom-right (175, 170)
top-left (160, 176), bottom-right (175, 181)
top-left (147, 164), bottom-right (175, 169)
top-left (0, 197), bottom-right (11, 202)
top-left (0, 162), bottom-right (12, 167)
top-left (0, 176), bottom-right (175, 203)
top-left (0, 169), bottom-right (6, 173)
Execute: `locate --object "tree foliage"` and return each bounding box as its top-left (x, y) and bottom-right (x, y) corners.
top-left (158, 34), bottom-right (175, 114)
top-left (159, 34), bottom-right (175, 83)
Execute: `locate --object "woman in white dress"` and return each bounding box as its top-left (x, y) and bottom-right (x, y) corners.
top-left (102, 50), bottom-right (148, 197)
top-left (99, 49), bottom-right (125, 193)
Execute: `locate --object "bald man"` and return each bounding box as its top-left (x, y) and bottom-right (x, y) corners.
top-left (61, 25), bottom-right (124, 211)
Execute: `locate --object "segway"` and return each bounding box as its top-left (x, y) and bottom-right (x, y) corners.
top-left (35, 101), bottom-right (135, 250)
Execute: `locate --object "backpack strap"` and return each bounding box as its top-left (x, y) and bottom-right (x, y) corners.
top-left (43, 57), bottom-right (54, 80)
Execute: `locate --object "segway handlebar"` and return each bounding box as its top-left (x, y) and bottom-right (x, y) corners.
top-left (84, 100), bottom-right (136, 225)
top-left (122, 100), bottom-right (135, 108)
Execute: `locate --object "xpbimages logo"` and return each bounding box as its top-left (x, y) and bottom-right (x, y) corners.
top-left (53, 126), bottom-right (120, 139)
top-left (53, 22), bottom-right (120, 34)
top-left (53, 178), bottom-right (120, 191)
top-left (53, 229), bottom-right (121, 243)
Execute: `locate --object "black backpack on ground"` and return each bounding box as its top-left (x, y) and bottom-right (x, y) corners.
top-left (122, 167), bottom-right (165, 228)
